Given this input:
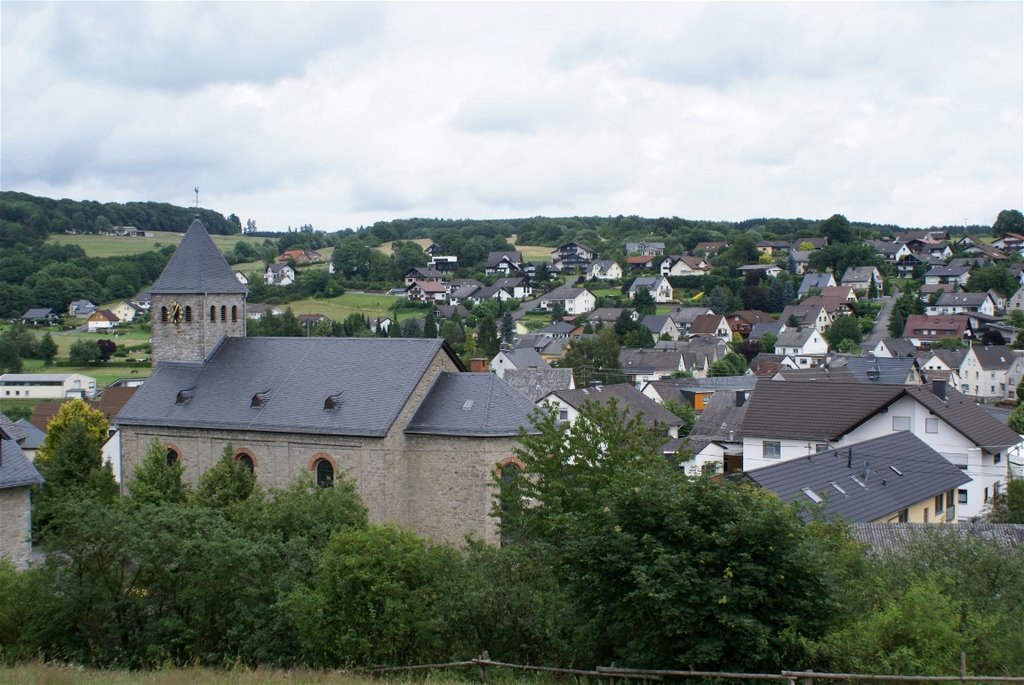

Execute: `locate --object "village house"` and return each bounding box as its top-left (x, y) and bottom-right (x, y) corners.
top-left (694, 241), bottom-right (728, 255)
top-left (550, 242), bottom-right (595, 273)
top-left (660, 255), bottom-right (710, 277)
top-left (625, 241), bottom-right (666, 257)
top-left (588, 260), bottom-right (623, 281)
top-left (840, 266), bottom-right (883, 293)
top-left (538, 383), bottom-right (682, 439)
top-left (773, 328), bottom-right (829, 366)
top-left (739, 379), bottom-right (1019, 520)
top-left (276, 249), bottom-right (321, 264)
top-left (86, 309), bottom-right (120, 332)
top-left (428, 255), bottom-right (458, 273)
top-left (625, 255), bottom-right (657, 271)
top-left (538, 284), bottom-right (597, 316)
top-left (68, 299), bottom-right (97, 318)
top-left (737, 264), bottom-right (783, 279)
top-left (902, 315), bottom-right (971, 347)
top-left (725, 310), bottom-right (776, 339)
top-left (264, 263), bottom-right (296, 286)
top-left (1, 416), bottom-right (44, 569)
top-left (492, 277), bottom-right (533, 300)
top-left (958, 345), bottom-right (1024, 401)
top-left (642, 315), bottom-right (682, 341)
top-left (923, 265), bottom-right (971, 290)
top-left (688, 314), bottom-right (732, 344)
top-left (915, 348), bottom-right (966, 387)
top-left (797, 272), bottom-right (837, 298)
top-left (20, 308), bottom-right (59, 326)
top-left (405, 279), bottom-right (447, 303)
top-left (485, 251), bottom-right (525, 276)
top-left (780, 303), bottom-right (832, 333)
top-left (743, 432), bottom-right (971, 524)
top-left (628, 276), bottom-right (673, 303)
top-left (926, 292), bottom-right (996, 317)
top-left (403, 267), bottom-right (444, 286)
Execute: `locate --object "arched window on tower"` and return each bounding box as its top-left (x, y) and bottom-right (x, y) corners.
top-left (210, 305), bottom-right (216, 322)
top-left (161, 306), bottom-right (169, 323)
top-left (315, 459), bottom-right (334, 488)
top-left (231, 305), bottom-right (238, 322)
top-left (166, 447), bottom-right (179, 466)
top-left (184, 306), bottom-right (192, 322)
top-left (221, 305), bottom-right (227, 322)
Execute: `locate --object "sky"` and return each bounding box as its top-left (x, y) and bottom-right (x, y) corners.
top-left (1, 2), bottom-right (1022, 232)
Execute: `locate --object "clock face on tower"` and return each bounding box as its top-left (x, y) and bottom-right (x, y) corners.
top-left (169, 302), bottom-right (184, 324)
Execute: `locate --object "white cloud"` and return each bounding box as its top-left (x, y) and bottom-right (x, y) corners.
top-left (1, 2), bottom-right (1020, 231)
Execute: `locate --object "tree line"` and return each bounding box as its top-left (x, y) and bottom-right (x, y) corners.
top-left (1, 399), bottom-right (1021, 674)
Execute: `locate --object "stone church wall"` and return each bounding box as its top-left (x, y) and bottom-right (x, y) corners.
top-left (151, 293), bottom-right (246, 363)
top-left (0, 488), bottom-right (33, 569)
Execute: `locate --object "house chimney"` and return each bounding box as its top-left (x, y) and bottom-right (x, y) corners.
top-left (735, 390), bottom-right (747, 407)
top-left (932, 379), bottom-right (948, 401)
top-left (469, 358), bottom-right (488, 372)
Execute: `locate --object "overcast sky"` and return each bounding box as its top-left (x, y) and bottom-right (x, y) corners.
top-left (2, 2), bottom-right (1021, 232)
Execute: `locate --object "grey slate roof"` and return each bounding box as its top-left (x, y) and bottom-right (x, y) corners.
top-left (404, 372), bottom-right (537, 437)
top-left (116, 338), bottom-right (459, 438)
top-left (969, 345), bottom-right (1018, 371)
top-left (0, 412), bottom-right (26, 443)
top-left (848, 523), bottom-right (1024, 555)
top-left (690, 390), bottom-right (751, 442)
top-left (749, 320), bottom-right (786, 340)
top-left (798, 272), bottom-right (835, 295)
top-left (844, 356), bottom-right (919, 385)
top-left (494, 348), bottom-right (548, 371)
top-left (21, 308), bottom-right (54, 319)
top-left (0, 438), bottom-right (43, 490)
top-left (742, 380), bottom-right (905, 441)
top-left (904, 384), bottom-right (1020, 452)
top-left (497, 367), bottom-right (575, 403)
top-left (546, 383), bottom-right (683, 429)
top-left (877, 338), bottom-right (917, 358)
top-left (619, 348), bottom-right (683, 374)
top-left (775, 327), bottom-right (818, 348)
top-left (14, 419), bottom-right (45, 450)
top-left (150, 219), bottom-right (248, 294)
top-left (744, 432), bottom-right (971, 523)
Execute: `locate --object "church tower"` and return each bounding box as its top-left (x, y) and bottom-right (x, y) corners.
top-left (149, 217), bottom-right (248, 363)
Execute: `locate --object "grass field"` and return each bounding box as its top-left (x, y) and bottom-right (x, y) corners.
top-left (48, 233), bottom-right (267, 259)
top-left (283, 292), bottom-right (407, 321)
top-left (376, 238), bottom-right (433, 255)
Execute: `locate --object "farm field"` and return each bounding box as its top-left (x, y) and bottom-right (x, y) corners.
top-left (375, 238), bottom-right (433, 255)
top-left (282, 292), bottom-right (408, 322)
top-left (508, 235), bottom-right (554, 261)
top-left (47, 232), bottom-right (267, 258)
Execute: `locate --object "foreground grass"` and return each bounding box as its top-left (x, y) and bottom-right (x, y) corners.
top-left (0, 664), bottom-right (560, 685)
top-left (0, 664), bottom-right (368, 685)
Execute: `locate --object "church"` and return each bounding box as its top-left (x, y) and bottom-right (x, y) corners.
top-left (116, 219), bottom-right (535, 544)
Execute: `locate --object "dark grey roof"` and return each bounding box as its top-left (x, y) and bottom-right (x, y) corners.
top-left (642, 315), bottom-right (672, 333)
top-left (116, 338), bottom-right (458, 438)
top-left (14, 419), bottom-right (45, 449)
top-left (742, 380), bottom-right (905, 441)
top-left (904, 384), bottom-right (1020, 452)
top-left (150, 219), bottom-right (248, 294)
top-left (21, 308), bottom-right (54, 319)
top-left (844, 356), bottom-right (918, 385)
top-left (776, 327), bottom-right (819, 348)
top-left (498, 367), bottom-right (575, 403)
top-left (798, 272), bottom-right (835, 294)
top-left (0, 412), bottom-right (26, 443)
top-left (744, 432), bottom-right (971, 523)
top-left (690, 390), bottom-right (752, 442)
top-left (546, 383), bottom-right (683, 429)
top-left (0, 438), bottom-right (43, 490)
top-left (970, 345), bottom-right (1018, 371)
top-left (749, 321), bottom-right (786, 339)
top-left (925, 265), bottom-right (971, 277)
top-left (404, 372), bottom-right (537, 437)
top-left (848, 523), bottom-right (1024, 555)
top-left (877, 338), bottom-right (917, 358)
top-left (619, 348), bottom-right (683, 374)
top-left (494, 348), bottom-right (548, 370)
top-left (773, 366), bottom-right (857, 382)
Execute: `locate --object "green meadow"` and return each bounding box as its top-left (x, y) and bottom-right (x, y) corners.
top-left (47, 233), bottom-right (267, 258)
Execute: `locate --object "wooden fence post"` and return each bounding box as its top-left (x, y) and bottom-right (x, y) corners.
top-left (802, 670), bottom-right (814, 685)
top-left (479, 651), bottom-right (489, 684)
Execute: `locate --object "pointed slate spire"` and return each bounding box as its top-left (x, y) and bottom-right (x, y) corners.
top-left (150, 218), bottom-right (248, 294)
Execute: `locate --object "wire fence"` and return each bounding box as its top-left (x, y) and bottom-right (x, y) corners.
top-left (357, 653), bottom-right (1024, 684)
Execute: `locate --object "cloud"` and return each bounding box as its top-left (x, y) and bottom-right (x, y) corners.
top-left (0, 2), bottom-right (1020, 230)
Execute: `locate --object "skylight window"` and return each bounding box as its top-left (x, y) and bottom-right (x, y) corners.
top-left (802, 488), bottom-right (823, 503)
top-left (463, 400), bottom-right (474, 410)
top-left (889, 466), bottom-right (904, 476)
top-left (829, 481), bottom-right (847, 495)
top-left (850, 475), bottom-right (866, 488)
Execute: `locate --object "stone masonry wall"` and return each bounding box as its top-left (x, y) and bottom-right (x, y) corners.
top-left (151, 293), bottom-right (246, 363)
top-left (0, 488), bottom-right (33, 569)
top-left (119, 348), bottom-right (511, 544)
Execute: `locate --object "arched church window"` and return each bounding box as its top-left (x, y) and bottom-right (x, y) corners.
top-left (166, 447), bottom-right (180, 466)
top-left (315, 459), bottom-right (334, 488)
top-left (184, 306), bottom-right (192, 323)
top-left (231, 305), bottom-right (238, 322)
top-left (161, 306), bottom-right (169, 323)
top-left (234, 451), bottom-right (255, 472)
top-left (209, 306), bottom-right (216, 322)
top-left (221, 305), bottom-right (227, 322)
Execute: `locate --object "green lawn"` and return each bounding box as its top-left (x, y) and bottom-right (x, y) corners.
top-left (0, 664), bottom-right (373, 685)
top-left (47, 233), bottom-right (266, 258)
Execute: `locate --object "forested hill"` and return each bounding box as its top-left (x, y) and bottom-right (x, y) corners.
top-left (0, 191), bottom-right (240, 248)
top-left (1, 190), bottom-right (991, 252)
